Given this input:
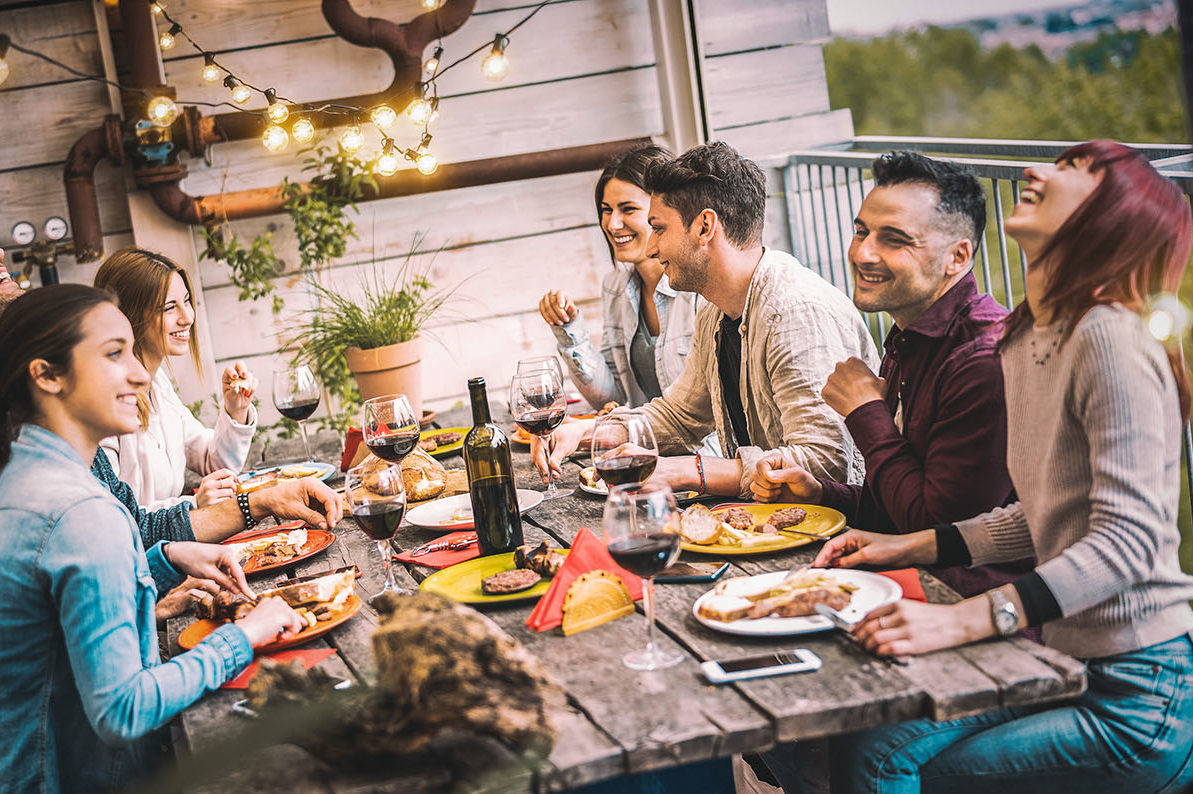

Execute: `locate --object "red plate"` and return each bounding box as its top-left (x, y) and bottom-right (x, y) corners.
top-left (222, 528), bottom-right (336, 574)
top-left (178, 594), bottom-right (362, 654)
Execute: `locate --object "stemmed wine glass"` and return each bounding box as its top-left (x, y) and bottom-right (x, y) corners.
top-left (346, 461), bottom-right (409, 599)
top-left (590, 413), bottom-right (659, 489)
top-left (603, 482), bottom-right (683, 671)
top-left (516, 355), bottom-right (564, 380)
top-left (510, 368), bottom-right (568, 498)
top-left (273, 365), bottom-right (321, 463)
top-left (362, 394), bottom-right (420, 463)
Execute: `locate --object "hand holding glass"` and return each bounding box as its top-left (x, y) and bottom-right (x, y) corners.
top-left (591, 413), bottom-right (658, 488)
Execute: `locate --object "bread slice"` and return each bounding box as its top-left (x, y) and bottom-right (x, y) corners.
top-left (714, 575), bottom-right (780, 602)
top-left (260, 569), bottom-right (355, 608)
top-left (679, 504), bottom-right (722, 545)
top-left (697, 594), bottom-right (754, 622)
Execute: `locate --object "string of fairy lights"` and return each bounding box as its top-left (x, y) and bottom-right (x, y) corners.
top-left (0, 0), bottom-right (555, 178)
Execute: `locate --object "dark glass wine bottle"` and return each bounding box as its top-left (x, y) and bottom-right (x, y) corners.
top-left (463, 377), bottom-right (524, 555)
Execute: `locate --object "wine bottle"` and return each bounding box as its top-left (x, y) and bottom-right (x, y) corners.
top-left (463, 377), bottom-right (524, 555)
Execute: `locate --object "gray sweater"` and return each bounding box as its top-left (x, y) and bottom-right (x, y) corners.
top-left (958, 304), bottom-right (1193, 659)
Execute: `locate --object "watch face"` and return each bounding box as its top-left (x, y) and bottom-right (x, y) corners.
top-left (995, 605), bottom-right (1018, 635)
top-left (11, 221), bottom-right (35, 246)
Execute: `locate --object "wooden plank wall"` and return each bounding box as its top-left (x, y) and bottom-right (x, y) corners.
top-left (0, 0), bottom-right (853, 424)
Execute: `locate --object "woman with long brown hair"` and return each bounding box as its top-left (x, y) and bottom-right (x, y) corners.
top-left (95, 248), bottom-right (258, 509)
top-left (762, 141), bottom-right (1193, 792)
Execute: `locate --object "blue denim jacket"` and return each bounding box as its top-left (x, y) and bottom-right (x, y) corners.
top-left (0, 425), bottom-right (253, 792)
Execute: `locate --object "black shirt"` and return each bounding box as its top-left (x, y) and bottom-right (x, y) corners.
top-left (717, 314), bottom-right (751, 448)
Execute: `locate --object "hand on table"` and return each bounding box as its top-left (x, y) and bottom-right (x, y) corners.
top-left (812, 527), bottom-right (937, 570)
top-left (252, 478), bottom-right (343, 530)
top-left (235, 596), bottom-right (306, 648)
top-left (195, 468), bottom-right (237, 508)
top-left (530, 418), bottom-right (593, 484)
top-left (163, 541), bottom-right (255, 600)
top-left (750, 450), bottom-right (823, 503)
top-left (154, 576), bottom-right (221, 625)
top-left (538, 290), bottom-right (578, 326)
top-left (221, 361), bottom-right (257, 423)
top-left (821, 357), bottom-right (886, 418)
top-left (851, 600), bottom-right (974, 657)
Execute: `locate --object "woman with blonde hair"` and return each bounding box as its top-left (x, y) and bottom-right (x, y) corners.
top-left (95, 248), bottom-right (258, 509)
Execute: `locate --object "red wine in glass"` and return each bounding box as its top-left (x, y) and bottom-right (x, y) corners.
top-left (595, 454), bottom-right (658, 487)
top-left (515, 408), bottom-right (565, 438)
top-left (352, 502), bottom-right (406, 541)
top-left (366, 430), bottom-right (420, 463)
top-left (276, 398), bottom-right (319, 422)
top-left (608, 532), bottom-right (680, 578)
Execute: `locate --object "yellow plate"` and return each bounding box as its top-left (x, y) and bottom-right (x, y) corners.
top-left (418, 426), bottom-right (470, 458)
top-left (420, 550), bottom-right (568, 604)
top-left (680, 503), bottom-right (846, 556)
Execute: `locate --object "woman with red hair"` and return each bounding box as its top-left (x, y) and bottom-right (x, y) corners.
top-left (762, 141), bottom-right (1193, 792)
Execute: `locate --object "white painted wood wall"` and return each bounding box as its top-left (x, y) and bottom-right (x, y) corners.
top-left (0, 0), bottom-right (852, 425)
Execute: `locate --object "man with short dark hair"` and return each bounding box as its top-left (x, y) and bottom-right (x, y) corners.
top-left (752, 150), bottom-right (1030, 597)
top-left (533, 142), bottom-right (879, 498)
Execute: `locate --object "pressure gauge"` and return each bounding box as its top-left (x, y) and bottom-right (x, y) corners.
top-left (44, 216), bottom-right (68, 241)
top-left (11, 221), bottom-right (35, 246)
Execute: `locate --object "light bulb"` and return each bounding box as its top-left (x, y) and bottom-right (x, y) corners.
top-left (416, 150), bottom-right (438, 175)
top-left (0, 59), bottom-right (9, 89)
top-left (201, 54), bottom-right (220, 83)
top-left (146, 95), bottom-right (179, 127)
top-left (262, 124), bottom-right (289, 153)
top-left (159, 23), bottom-right (180, 51)
top-left (406, 97), bottom-right (433, 124)
top-left (291, 117), bottom-right (315, 144)
top-left (375, 152), bottom-right (400, 176)
top-left (231, 84), bottom-right (252, 104)
top-left (421, 0), bottom-right (439, 8)
top-left (481, 35), bottom-right (509, 81)
top-left (339, 124), bottom-right (363, 153)
top-left (266, 101), bottom-right (289, 124)
top-left (150, 2), bottom-right (164, 14)
top-left (370, 105), bottom-right (397, 130)
top-left (423, 46), bottom-right (442, 77)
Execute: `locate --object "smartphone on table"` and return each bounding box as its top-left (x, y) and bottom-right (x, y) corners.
top-left (700, 648), bottom-right (822, 684)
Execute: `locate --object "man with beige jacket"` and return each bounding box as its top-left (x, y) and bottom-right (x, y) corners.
top-left (532, 142), bottom-right (878, 499)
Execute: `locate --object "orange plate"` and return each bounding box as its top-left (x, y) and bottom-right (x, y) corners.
top-left (178, 594), bottom-right (362, 654)
top-left (223, 529), bottom-right (336, 575)
top-left (511, 413), bottom-right (597, 446)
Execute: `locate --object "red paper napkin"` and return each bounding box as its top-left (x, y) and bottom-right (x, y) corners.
top-left (877, 568), bottom-right (926, 602)
top-left (527, 528), bottom-right (644, 632)
top-left (393, 531), bottom-right (480, 569)
top-left (222, 647), bottom-right (337, 689)
top-left (341, 426), bottom-right (363, 472)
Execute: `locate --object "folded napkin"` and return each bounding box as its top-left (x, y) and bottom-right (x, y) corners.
top-left (527, 527), bottom-right (645, 632)
top-left (341, 426), bottom-right (364, 472)
top-left (877, 568), bottom-right (926, 602)
top-left (222, 647), bottom-right (337, 689)
top-left (393, 531), bottom-right (480, 569)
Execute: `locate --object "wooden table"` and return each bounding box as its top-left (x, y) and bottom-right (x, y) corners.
top-left (167, 405), bottom-right (1086, 793)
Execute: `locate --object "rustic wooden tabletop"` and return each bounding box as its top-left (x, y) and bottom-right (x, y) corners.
top-left (166, 404), bottom-right (1085, 793)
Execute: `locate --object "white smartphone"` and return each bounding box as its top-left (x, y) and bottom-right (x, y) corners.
top-left (700, 648), bottom-right (822, 684)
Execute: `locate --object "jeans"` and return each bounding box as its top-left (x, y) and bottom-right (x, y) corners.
top-left (762, 633), bottom-right (1193, 794)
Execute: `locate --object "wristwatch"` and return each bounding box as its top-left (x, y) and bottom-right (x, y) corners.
top-left (986, 589), bottom-right (1019, 636)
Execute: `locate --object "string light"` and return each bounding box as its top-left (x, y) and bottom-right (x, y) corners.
top-left (421, 0), bottom-right (440, 8)
top-left (225, 75), bottom-right (252, 104)
top-left (150, 2), bottom-right (165, 14)
top-left (1146, 294), bottom-right (1191, 343)
top-left (339, 123), bottom-right (364, 153)
top-left (146, 95), bottom-right (179, 127)
top-left (201, 53), bottom-right (221, 83)
top-left (262, 124), bottom-right (289, 153)
top-left (423, 46), bottom-right (443, 77)
top-left (481, 34), bottom-right (510, 81)
top-left (370, 105), bottom-right (398, 131)
top-left (264, 88), bottom-right (289, 123)
top-left (159, 22), bottom-right (181, 51)
top-left (375, 138), bottom-right (400, 176)
top-left (407, 132), bottom-right (438, 175)
top-left (291, 117), bottom-right (315, 144)
top-left (0, 34), bottom-right (10, 88)
top-left (406, 93), bottom-right (437, 125)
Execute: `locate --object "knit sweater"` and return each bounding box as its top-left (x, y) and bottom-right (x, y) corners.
top-left (957, 304), bottom-right (1193, 659)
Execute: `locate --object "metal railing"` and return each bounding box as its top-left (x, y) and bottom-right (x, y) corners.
top-left (781, 136), bottom-right (1193, 518)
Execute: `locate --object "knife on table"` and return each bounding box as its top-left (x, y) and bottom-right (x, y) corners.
top-left (407, 534), bottom-right (478, 557)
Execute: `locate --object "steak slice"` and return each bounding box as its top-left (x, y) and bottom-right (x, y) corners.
top-left (719, 507), bottom-right (755, 532)
top-left (481, 569), bottom-right (542, 595)
top-left (768, 506), bottom-right (808, 529)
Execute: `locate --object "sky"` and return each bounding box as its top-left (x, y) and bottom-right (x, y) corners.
top-left (825, 0), bottom-right (1082, 35)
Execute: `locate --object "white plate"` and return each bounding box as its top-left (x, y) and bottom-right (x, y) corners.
top-left (691, 569), bottom-right (903, 637)
top-left (577, 466), bottom-right (700, 502)
top-left (404, 489), bottom-right (544, 530)
top-left (243, 461), bottom-right (337, 482)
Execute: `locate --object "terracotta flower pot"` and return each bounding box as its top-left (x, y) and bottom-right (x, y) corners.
top-left (344, 337), bottom-right (422, 417)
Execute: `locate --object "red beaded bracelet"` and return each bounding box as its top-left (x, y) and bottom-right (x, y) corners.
top-left (694, 451), bottom-right (707, 495)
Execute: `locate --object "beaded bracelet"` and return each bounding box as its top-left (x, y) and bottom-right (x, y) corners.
top-left (236, 491), bottom-right (257, 530)
top-left (694, 451), bottom-right (707, 495)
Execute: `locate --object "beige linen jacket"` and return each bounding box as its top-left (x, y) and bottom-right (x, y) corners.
top-left (630, 248), bottom-right (880, 498)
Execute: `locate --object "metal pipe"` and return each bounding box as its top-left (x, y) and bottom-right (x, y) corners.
top-left (991, 179), bottom-right (1015, 307)
top-left (782, 164), bottom-right (803, 263)
top-left (118, 0), bottom-right (161, 89)
top-left (63, 115), bottom-right (124, 263)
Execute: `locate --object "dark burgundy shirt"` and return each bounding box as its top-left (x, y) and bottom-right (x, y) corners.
top-left (818, 274), bottom-right (1033, 597)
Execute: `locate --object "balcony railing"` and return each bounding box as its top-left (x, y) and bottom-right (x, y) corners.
top-left (781, 136), bottom-right (1193, 518)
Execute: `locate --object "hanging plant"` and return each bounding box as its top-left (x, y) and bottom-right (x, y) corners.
top-left (200, 225), bottom-right (285, 314)
top-left (282, 144), bottom-right (378, 272)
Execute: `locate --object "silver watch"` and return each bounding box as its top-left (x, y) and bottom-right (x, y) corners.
top-left (986, 589), bottom-right (1019, 636)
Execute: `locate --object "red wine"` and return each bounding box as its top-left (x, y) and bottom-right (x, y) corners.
top-left (525, 389), bottom-right (559, 411)
top-left (595, 454), bottom-right (657, 487)
top-left (276, 398), bottom-right (319, 422)
top-left (352, 503), bottom-right (405, 541)
top-left (608, 533), bottom-right (680, 578)
top-left (463, 377), bottom-right (523, 556)
top-left (515, 408), bottom-right (565, 437)
top-left (367, 432), bottom-right (419, 462)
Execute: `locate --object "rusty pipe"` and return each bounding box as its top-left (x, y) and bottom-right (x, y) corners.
top-left (64, 116), bottom-right (125, 263)
top-left (147, 137), bottom-right (653, 226)
top-left (118, 0), bottom-right (163, 89)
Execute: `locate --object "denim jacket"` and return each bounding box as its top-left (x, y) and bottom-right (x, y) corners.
top-left (0, 425), bottom-right (252, 792)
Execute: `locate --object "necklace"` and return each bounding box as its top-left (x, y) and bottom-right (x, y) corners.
top-left (1029, 327), bottom-right (1064, 366)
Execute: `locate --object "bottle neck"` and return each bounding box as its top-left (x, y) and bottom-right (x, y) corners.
top-left (469, 384), bottom-right (492, 426)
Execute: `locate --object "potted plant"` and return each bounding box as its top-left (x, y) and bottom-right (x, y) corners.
top-left (287, 246), bottom-right (453, 420)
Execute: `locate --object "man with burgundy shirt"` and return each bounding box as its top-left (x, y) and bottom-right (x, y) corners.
top-left (751, 151), bottom-right (1031, 598)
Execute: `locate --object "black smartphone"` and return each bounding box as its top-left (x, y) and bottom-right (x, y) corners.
top-left (656, 561), bottom-right (730, 584)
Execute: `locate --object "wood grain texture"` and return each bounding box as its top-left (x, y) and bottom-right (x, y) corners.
top-left (698, 0), bottom-right (831, 56)
top-left (2, 80), bottom-right (114, 172)
top-left (704, 45), bottom-right (831, 130)
top-left (0, 1), bottom-right (99, 91)
top-left (0, 162), bottom-right (130, 248)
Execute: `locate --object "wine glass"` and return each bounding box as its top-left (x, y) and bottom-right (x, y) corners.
top-left (346, 461), bottom-right (408, 599)
top-left (362, 394), bottom-right (420, 463)
top-left (590, 413), bottom-right (658, 489)
top-left (515, 355), bottom-right (563, 380)
top-left (510, 369), bottom-right (567, 499)
top-left (603, 482), bottom-right (683, 671)
top-left (273, 365), bottom-right (321, 462)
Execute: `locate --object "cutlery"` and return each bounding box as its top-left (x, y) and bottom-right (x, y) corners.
top-left (408, 534), bottom-right (477, 557)
top-left (775, 526), bottom-right (831, 540)
top-left (814, 602), bottom-right (910, 666)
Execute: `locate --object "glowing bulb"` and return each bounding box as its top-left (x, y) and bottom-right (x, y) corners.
top-left (423, 46), bottom-right (442, 77)
top-left (339, 124), bottom-right (363, 153)
top-left (1146, 294), bottom-right (1191, 343)
top-left (266, 101), bottom-right (289, 124)
top-left (146, 95), bottom-right (179, 127)
top-left (159, 23), bottom-right (180, 51)
top-left (291, 117), bottom-right (315, 144)
top-left (375, 151), bottom-right (400, 176)
top-left (0, 59), bottom-right (9, 89)
top-left (150, 2), bottom-right (164, 14)
top-left (406, 97), bottom-right (433, 124)
top-left (262, 124), bottom-right (289, 153)
top-left (481, 35), bottom-right (509, 81)
top-left (201, 54), bottom-right (221, 83)
top-left (421, 0), bottom-right (439, 8)
top-left (370, 105), bottom-right (397, 130)
top-left (416, 151), bottom-right (438, 175)
top-left (231, 84), bottom-right (252, 104)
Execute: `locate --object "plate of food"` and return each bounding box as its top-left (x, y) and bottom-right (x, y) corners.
top-left (420, 541), bottom-right (568, 604)
top-left (234, 461), bottom-right (337, 494)
top-left (677, 503), bottom-right (845, 555)
top-left (179, 567), bottom-right (362, 653)
top-left (405, 489), bottom-right (545, 530)
top-left (692, 567), bottom-right (901, 636)
top-left (575, 466), bottom-right (701, 502)
top-left (221, 526), bottom-right (335, 574)
top-left (418, 427), bottom-right (468, 458)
